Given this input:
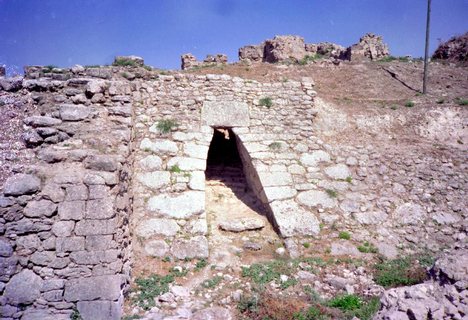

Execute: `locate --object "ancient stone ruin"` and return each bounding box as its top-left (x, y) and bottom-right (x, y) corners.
top-left (0, 32), bottom-right (467, 319)
top-left (432, 32), bottom-right (468, 63)
top-left (238, 33), bottom-right (388, 63)
top-left (181, 53), bottom-right (228, 70)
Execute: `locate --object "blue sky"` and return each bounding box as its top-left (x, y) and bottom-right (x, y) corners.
top-left (0, 0), bottom-right (467, 73)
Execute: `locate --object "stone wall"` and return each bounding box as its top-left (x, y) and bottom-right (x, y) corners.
top-left (130, 74), bottom-right (318, 264)
top-left (0, 67), bottom-right (135, 319)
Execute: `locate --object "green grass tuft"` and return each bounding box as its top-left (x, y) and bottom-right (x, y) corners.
top-left (157, 119), bottom-right (178, 134)
top-left (259, 97), bottom-right (273, 108)
top-left (339, 231), bottom-right (351, 240)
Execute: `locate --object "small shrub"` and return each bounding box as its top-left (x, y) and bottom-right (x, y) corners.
top-left (390, 105), bottom-right (398, 110)
top-left (156, 119), bottom-right (178, 133)
top-left (378, 56), bottom-right (410, 63)
top-left (298, 54), bottom-right (324, 65)
top-left (326, 189), bottom-right (338, 198)
top-left (70, 307), bottom-right (83, 320)
top-left (202, 275), bottom-right (222, 288)
top-left (404, 100), bottom-right (415, 108)
top-left (237, 294), bottom-right (260, 313)
top-left (269, 142), bottom-right (282, 151)
top-left (259, 97), bottom-right (273, 108)
top-left (162, 256), bottom-right (171, 262)
top-left (436, 98), bottom-right (445, 104)
top-left (241, 259), bottom-right (292, 288)
top-left (374, 256), bottom-right (429, 288)
top-left (345, 176), bottom-right (353, 183)
top-left (133, 274), bottom-right (175, 310)
top-left (169, 164), bottom-right (182, 173)
top-left (194, 258), bottom-right (208, 272)
top-left (339, 231), bottom-right (351, 240)
top-left (121, 72), bottom-right (133, 80)
top-left (455, 97), bottom-right (468, 106)
top-left (112, 59), bottom-right (139, 67)
top-left (303, 242), bottom-right (311, 248)
top-left (143, 65), bottom-right (153, 71)
top-left (357, 241), bottom-right (378, 253)
top-left (328, 294), bottom-right (362, 311)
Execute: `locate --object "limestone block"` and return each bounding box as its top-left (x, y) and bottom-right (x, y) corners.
top-left (324, 163), bottom-right (351, 180)
top-left (64, 275), bottom-right (122, 301)
top-left (139, 155), bottom-right (163, 170)
top-left (185, 219), bottom-right (208, 235)
top-left (353, 211), bottom-right (388, 225)
top-left (170, 236), bottom-right (209, 259)
top-left (270, 200), bottom-right (320, 237)
top-left (24, 116), bottom-right (62, 127)
top-left (77, 300), bottom-right (122, 320)
top-left (84, 155), bottom-right (119, 172)
top-left (219, 217), bottom-right (265, 232)
top-left (136, 171), bottom-right (171, 190)
top-left (23, 199), bottom-right (57, 217)
top-left (189, 171), bottom-right (206, 190)
top-left (184, 142), bottom-right (209, 159)
top-left (59, 104), bottom-right (91, 121)
top-left (140, 138), bottom-right (178, 154)
top-left (4, 269), bottom-right (42, 305)
top-left (0, 238), bottom-right (13, 257)
top-left (147, 191), bottom-right (205, 219)
top-left (58, 201), bottom-right (85, 220)
top-left (167, 157), bottom-right (206, 171)
top-left (297, 190), bottom-right (337, 208)
top-left (202, 101), bottom-right (250, 127)
top-left (3, 174), bottom-right (41, 196)
top-left (85, 235), bottom-right (114, 251)
top-left (75, 218), bottom-right (118, 236)
top-left (65, 184), bottom-right (89, 201)
top-left (263, 186), bottom-right (297, 202)
top-left (136, 218), bottom-right (180, 238)
top-left (257, 171), bottom-right (293, 187)
top-left (300, 150), bottom-right (331, 166)
top-left (144, 240), bottom-right (169, 257)
top-left (56, 237), bottom-right (85, 252)
top-left (394, 203), bottom-right (426, 225)
top-left (191, 307), bottom-right (233, 320)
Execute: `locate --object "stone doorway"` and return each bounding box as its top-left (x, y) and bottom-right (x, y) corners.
top-left (204, 128), bottom-right (282, 267)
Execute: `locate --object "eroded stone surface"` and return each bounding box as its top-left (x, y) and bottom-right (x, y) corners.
top-left (147, 191), bottom-right (205, 219)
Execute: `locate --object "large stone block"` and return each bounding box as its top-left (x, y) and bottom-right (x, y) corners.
top-left (75, 218), bottom-right (118, 235)
top-left (4, 269), bottom-right (42, 305)
top-left (202, 101), bottom-right (250, 127)
top-left (147, 191), bottom-right (205, 219)
top-left (257, 171), bottom-right (293, 187)
top-left (137, 171), bottom-right (171, 190)
top-left (270, 200), bottom-right (320, 237)
top-left (85, 198), bottom-right (115, 219)
top-left (23, 199), bottom-right (57, 217)
top-left (171, 236), bottom-right (209, 260)
top-left (136, 218), bottom-right (180, 238)
top-left (64, 275), bottom-right (122, 301)
top-left (140, 138), bottom-right (178, 154)
top-left (58, 201), bottom-right (85, 220)
top-left (297, 190), bottom-right (336, 208)
top-left (56, 236), bottom-right (85, 252)
top-left (3, 174), bottom-right (41, 196)
top-left (300, 150), bottom-right (331, 167)
top-left (77, 300), bottom-right (122, 320)
top-left (59, 104), bottom-right (91, 121)
top-left (167, 157), bottom-right (206, 171)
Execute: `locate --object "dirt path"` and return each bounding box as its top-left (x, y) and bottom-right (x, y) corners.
top-left (205, 165), bottom-right (283, 270)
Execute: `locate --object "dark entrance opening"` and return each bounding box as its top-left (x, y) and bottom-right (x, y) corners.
top-left (206, 128), bottom-right (242, 176)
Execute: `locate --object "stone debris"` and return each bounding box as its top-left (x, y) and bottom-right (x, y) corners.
top-left (218, 217), bottom-right (265, 232)
top-left (375, 244), bottom-right (468, 320)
